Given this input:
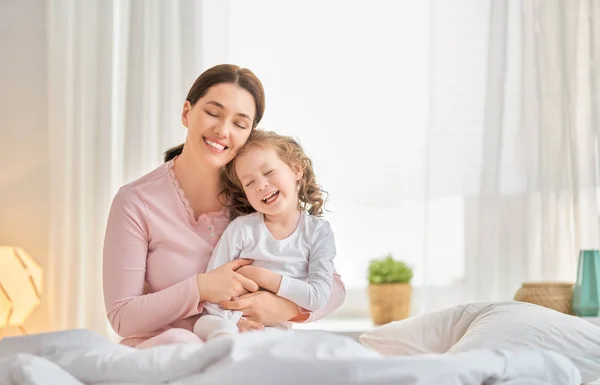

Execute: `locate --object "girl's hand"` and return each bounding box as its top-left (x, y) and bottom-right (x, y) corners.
top-left (237, 318), bottom-right (264, 333)
top-left (196, 259), bottom-right (259, 303)
top-left (219, 291), bottom-right (301, 326)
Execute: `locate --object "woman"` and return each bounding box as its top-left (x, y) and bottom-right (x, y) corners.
top-left (102, 64), bottom-right (346, 348)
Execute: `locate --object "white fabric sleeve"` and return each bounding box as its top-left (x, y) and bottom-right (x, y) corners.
top-left (276, 221), bottom-right (336, 311)
top-left (201, 221), bottom-right (245, 321)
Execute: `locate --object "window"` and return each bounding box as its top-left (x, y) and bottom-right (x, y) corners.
top-left (225, 0), bottom-right (470, 315)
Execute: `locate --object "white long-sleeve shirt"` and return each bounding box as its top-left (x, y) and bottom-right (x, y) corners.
top-left (194, 211), bottom-right (336, 338)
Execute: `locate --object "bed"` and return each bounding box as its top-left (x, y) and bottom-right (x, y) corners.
top-left (0, 301), bottom-right (598, 384)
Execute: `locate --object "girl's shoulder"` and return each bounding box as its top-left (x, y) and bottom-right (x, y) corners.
top-left (228, 211), bottom-right (263, 228)
top-left (303, 213), bottom-right (331, 229)
top-left (302, 213), bottom-right (334, 241)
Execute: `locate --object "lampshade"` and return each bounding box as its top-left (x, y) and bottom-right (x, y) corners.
top-left (0, 246), bottom-right (43, 332)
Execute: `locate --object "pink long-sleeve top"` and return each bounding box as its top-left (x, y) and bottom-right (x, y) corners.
top-left (102, 158), bottom-right (346, 346)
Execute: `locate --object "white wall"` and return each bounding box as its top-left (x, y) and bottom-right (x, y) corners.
top-left (0, 0), bottom-right (49, 335)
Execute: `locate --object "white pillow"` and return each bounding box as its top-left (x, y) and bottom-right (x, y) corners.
top-left (360, 301), bottom-right (600, 383)
top-left (359, 302), bottom-right (489, 355)
top-left (447, 301), bottom-right (600, 384)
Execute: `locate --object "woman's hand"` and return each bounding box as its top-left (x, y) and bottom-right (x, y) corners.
top-left (219, 291), bottom-right (301, 326)
top-left (236, 265), bottom-right (282, 293)
top-left (196, 259), bottom-right (260, 303)
top-left (236, 265), bottom-right (266, 285)
top-left (237, 318), bottom-right (264, 333)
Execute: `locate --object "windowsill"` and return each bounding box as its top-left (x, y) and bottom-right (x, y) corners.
top-left (293, 317), bottom-right (375, 333)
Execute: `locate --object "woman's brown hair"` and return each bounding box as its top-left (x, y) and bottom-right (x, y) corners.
top-left (220, 130), bottom-right (327, 220)
top-left (164, 64), bottom-right (266, 162)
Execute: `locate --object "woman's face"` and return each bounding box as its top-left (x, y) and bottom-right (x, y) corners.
top-left (182, 83), bottom-right (256, 168)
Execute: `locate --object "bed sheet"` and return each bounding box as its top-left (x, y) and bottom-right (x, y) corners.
top-left (0, 328), bottom-right (583, 385)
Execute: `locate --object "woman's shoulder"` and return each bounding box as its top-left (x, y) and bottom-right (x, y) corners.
top-left (111, 161), bottom-right (174, 207)
top-left (121, 160), bottom-right (173, 191)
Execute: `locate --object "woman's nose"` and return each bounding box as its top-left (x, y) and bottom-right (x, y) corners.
top-left (213, 122), bottom-right (229, 138)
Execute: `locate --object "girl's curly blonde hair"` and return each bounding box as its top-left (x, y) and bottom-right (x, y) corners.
top-left (220, 130), bottom-right (327, 220)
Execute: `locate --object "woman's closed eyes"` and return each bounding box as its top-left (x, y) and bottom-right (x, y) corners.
top-left (205, 110), bottom-right (248, 129)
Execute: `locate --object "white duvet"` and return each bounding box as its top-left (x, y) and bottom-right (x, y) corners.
top-left (0, 328), bottom-right (582, 385)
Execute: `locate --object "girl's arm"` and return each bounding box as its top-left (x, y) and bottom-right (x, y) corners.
top-left (234, 221), bottom-right (346, 322)
top-left (277, 222), bottom-right (336, 311)
top-left (238, 223), bottom-right (335, 311)
top-left (296, 272), bottom-right (345, 322)
top-left (103, 188), bottom-right (203, 337)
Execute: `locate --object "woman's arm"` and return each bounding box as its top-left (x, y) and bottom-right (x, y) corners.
top-left (296, 272), bottom-right (346, 322)
top-left (220, 271), bottom-right (346, 325)
top-left (197, 222), bottom-right (258, 306)
top-left (103, 187), bottom-right (203, 337)
top-left (219, 290), bottom-right (301, 325)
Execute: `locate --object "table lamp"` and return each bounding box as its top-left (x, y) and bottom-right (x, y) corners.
top-left (0, 246), bottom-right (43, 334)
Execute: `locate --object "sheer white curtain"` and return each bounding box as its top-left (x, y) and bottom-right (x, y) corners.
top-left (45, 0), bottom-right (218, 334)
top-left (45, 0), bottom-right (600, 333)
top-left (464, 0), bottom-right (600, 302)
top-left (225, 0), bottom-right (600, 316)
top-left (413, 0), bottom-right (600, 309)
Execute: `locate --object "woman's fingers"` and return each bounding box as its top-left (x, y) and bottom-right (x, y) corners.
top-left (243, 313), bottom-right (260, 324)
top-left (220, 296), bottom-right (253, 310)
top-left (248, 320), bottom-right (264, 330)
top-left (236, 273), bottom-right (259, 293)
top-left (232, 284), bottom-right (250, 298)
top-left (229, 258), bottom-right (253, 270)
top-left (238, 319), bottom-right (264, 332)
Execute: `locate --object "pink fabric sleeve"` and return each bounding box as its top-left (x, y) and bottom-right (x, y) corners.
top-left (300, 272), bottom-right (346, 322)
top-left (102, 188), bottom-right (203, 337)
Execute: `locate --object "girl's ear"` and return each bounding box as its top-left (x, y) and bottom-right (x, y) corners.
top-left (293, 163), bottom-right (303, 181)
top-left (181, 101), bottom-right (192, 128)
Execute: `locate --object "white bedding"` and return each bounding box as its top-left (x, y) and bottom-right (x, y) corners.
top-left (0, 328), bottom-right (582, 385)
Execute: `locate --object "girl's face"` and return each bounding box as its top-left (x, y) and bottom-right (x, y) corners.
top-left (235, 146), bottom-right (302, 218)
top-left (181, 83), bottom-right (255, 168)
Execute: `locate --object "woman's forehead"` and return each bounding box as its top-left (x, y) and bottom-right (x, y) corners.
top-left (202, 83), bottom-right (256, 118)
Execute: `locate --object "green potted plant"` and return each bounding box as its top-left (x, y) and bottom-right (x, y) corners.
top-left (367, 254), bottom-right (413, 325)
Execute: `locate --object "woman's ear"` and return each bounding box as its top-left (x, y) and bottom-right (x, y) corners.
top-left (181, 101), bottom-right (192, 128)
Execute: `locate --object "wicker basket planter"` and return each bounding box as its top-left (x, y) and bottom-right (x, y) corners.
top-left (513, 281), bottom-right (574, 314)
top-left (368, 283), bottom-right (412, 325)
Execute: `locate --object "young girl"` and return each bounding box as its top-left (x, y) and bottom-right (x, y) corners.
top-left (193, 130), bottom-right (336, 340)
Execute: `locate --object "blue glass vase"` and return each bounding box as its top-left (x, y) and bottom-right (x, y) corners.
top-left (572, 249), bottom-right (600, 317)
